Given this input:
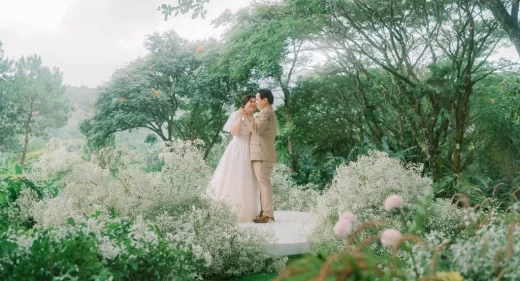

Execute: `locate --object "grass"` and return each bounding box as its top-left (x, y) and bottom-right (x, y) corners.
top-left (226, 273), bottom-right (277, 281)
top-left (208, 254), bottom-right (307, 281)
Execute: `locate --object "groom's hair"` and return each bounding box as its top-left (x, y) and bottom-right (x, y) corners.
top-left (257, 89), bottom-right (274, 105)
top-left (240, 95), bottom-right (255, 108)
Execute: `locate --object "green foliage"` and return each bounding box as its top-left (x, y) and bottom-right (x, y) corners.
top-left (0, 217), bottom-right (205, 281)
top-left (0, 164), bottom-right (58, 230)
top-left (0, 225), bottom-right (107, 281)
top-left (214, 3), bottom-right (311, 83)
top-left (282, 72), bottom-right (421, 189)
top-left (158, 0), bottom-right (210, 20)
top-left (0, 41), bottom-right (20, 152)
top-left (12, 55), bottom-right (71, 137)
top-left (273, 0), bottom-right (510, 194)
top-left (81, 31), bottom-right (248, 159)
top-left (272, 164), bottom-right (320, 211)
top-left (26, 142), bottom-right (286, 279)
top-left (0, 165), bottom-right (43, 206)
top-left (0, 54), bottom-right (71, 167)
top-left (309, 151), bottom-right (461, 256)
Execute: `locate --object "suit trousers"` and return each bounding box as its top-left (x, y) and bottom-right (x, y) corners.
top-left (252, 160), bottom-right (275, 218)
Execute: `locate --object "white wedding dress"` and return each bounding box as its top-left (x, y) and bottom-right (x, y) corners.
top-left (209, 111), bottom-right (260, 222)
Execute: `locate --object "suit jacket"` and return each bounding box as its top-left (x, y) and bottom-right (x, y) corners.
top-left (244, 107), bottom-right (278, 162)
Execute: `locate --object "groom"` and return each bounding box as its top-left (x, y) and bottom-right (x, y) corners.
top-left (239, 89), bottom-right (278, 223)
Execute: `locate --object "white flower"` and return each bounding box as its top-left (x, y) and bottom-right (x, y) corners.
top-left (98, 238), bottom-right (120, 260)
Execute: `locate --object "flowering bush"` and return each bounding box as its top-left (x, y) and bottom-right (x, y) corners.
top-left (23, 140), bottom-right (284, 278)
top-left (405, 201), bottom-right (520, 281)
top-left (155, 200), bottom-right (286, 277)
top-left (272, 164), bottom-right (319, 212)
top-left (0, 216), bottom-right (207, 281)
top-left (275, 193), bottom-right (461, 281)
top-left (275, 179), bottom-right (520, 281)
top-left (0, 166), bottom-right (51, 229)
top-left (308, 150), bottom-right (460, 254)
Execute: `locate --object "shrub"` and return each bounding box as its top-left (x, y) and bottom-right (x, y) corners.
top-left (309, 150), bottom-right (459, 254)
top-left (24, 140), bottom-right (285, 279)
top-left (0, 217), bottom-right (206, 281)
top-left (155, 200), bottom-right (286, 277)
top-left (272, 164), bottom-right (319, 212)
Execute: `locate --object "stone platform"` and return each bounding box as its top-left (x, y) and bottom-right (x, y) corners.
top-left (239, 210), bottom-right (315, 257)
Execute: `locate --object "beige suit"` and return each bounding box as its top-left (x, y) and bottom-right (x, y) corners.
top-left (244, 107), bottom-right (277, 218)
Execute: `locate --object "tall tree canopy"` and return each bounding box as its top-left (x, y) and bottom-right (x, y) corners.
top-left (0, 41), bottom-right (18, 151)
top-left (212, 3), bottom-right (316, 171)
top-left (480, 0), bottom-right (520, 56)
top-left (156, 0), bottom-right (520, 194)
top-left (160, 0), bottom-right (520, 58)
top-left (286, 0), bottom-right (507, 181)
top-left (12, 55), bottom-right (70, 167)
top-left (81, 31), bottom-right (254, 158)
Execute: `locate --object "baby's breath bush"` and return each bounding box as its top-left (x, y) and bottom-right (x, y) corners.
top-left (156, 200), bottom-right (286, 277)
top-left (309, 150), bottom-right (459, 254)
top-left (272, 163), bottom-right (319, 212)
top-left (24, 140), bottom-right (284, 279)
top-left (0, 216), bottom-right (206, 281)
top-left (407, 206), bottom-right (520, 281)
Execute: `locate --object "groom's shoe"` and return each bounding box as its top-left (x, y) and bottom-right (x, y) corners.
top-left (254, 215), bottom-right (275, 223)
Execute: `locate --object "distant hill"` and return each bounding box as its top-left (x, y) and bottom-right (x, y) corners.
top-left (46, 86), bottom-right (97, 140)
top-left (65, 85), bottom-right (97, 113)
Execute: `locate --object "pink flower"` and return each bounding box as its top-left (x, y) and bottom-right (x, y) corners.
top-left (339, 211), bottom-right (356, 223)
top-left (334, 219), bottom-right (353, 238)
top-left (380, 228), bottom-right (403, 247)
top-left (384, 194), bottom-right (404, 211)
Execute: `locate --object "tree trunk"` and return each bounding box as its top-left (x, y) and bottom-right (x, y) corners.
top-left (20, 101), bottom-right (34, 169)
top-left (484, 0), bottom-right (520, 57)
top-left (204, 125), bottom-right (222, 160)
top-left (453, 6), bottom-right (476, 174)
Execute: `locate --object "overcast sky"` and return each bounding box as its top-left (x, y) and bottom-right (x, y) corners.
top-left (0, 0), bottom-right (250, 87)
top-left (1, 0), bottom-right (518, 88)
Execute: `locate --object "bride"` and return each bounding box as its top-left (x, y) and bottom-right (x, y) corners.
top-left (209, 95), bottom-right (260, 222)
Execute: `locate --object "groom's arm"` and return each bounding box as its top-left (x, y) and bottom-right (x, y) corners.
top-left (244, 111), bottom-right (270, 135)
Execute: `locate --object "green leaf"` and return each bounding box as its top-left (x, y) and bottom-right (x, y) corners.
top-left (14, 164), bottom-right (22, 175)
top-left (0, 191), bottom-right (6, 205)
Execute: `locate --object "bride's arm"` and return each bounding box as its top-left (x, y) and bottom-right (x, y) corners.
top-left (230, 110), bottom-right (243, 136)
top-left (231, 117), bottom-right (242, 136)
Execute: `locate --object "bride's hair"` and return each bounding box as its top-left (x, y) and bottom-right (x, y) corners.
top-left (240, 95), bottom-right (255, 108)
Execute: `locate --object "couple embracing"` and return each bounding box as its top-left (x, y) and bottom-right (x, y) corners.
top-left (209, 89), bottom-right (277, 223)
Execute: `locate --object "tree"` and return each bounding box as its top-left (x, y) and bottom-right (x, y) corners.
top-left (81, 31), bottom-right (251, 159)
top-left (479, 0), bottom-right (520, 57)
top-left (158, 0), bottom-right (210, 20)
top-left (285, 0), bottom-right (506, 183)
top-left (212, 3), bottom-right (316, 171)
top-left (0, 41), bottom-right (19, 152)
top-left (469, 73), bottom-right (520, 191)
top-left (159, 0), bottom-right (520, 57)
top-left (12, 55), bottom-right (71, 167)
top-left (283, 69), bottom-right (418, 189)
